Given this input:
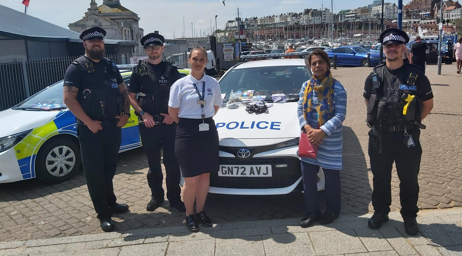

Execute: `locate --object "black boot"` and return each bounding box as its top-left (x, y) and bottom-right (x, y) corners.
top-left (100, 218), bottom-right (115, 232)
top-left (368, 212), bottom-right (389, 229)
top-left (318, 211), bottom-right (340, 225)
top-left (146, 197), bottom-right (164, 211)
top-left (110, 203), bottom-right (129, 214)
top-left (300, 212), bottom-right (321, 228)
top-left (403, 217), bottom-right (419, 236)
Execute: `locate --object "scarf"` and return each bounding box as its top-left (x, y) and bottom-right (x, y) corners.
top-left (302, 71), bottom-right (335, 127)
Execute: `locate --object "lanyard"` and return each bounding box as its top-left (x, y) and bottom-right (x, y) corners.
top-left (192, 81), bottom-right (206, 103)
top-left (192, 81), bottom-right (206, 121)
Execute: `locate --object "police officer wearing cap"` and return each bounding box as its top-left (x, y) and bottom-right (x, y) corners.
top-left (128, 33), bottom-right (185, 213)
top-left (63, 27), bottom-right (131, 232)
top-left (364, 28), bottom-right (434, 235)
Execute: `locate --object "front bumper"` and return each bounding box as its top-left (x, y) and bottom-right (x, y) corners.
top-left (0, 148), bottom-right (26, 183)
top-left (206, 146), bottom-right (325, 195)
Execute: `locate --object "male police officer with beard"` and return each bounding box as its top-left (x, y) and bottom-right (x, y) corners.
top-left (128, 33), bottom-right (185, 212)
top-left (63, 27), bottom-right (131, 232)
top-left (364, 28), bottom-right (434, 235)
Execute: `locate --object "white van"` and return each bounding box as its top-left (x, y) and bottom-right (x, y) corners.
top-left (166, 50), bottom-right (217, 76)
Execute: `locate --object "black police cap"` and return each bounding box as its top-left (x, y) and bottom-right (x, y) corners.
top-left (379, 28), bottom-right (409, 45)
top-left (141, 33), bottom-right (165, 47)
top-left (79, 27), bottom-right (106, 41)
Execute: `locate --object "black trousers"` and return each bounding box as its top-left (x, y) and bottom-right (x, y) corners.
top-left (77, 121), bottom-right (121, 220)
top-left (301, 162), bottom-right (341, 215)
top-left (368, 128), bottom-right (422, 218)
top-left (139, 123), bottom-right (181, 204)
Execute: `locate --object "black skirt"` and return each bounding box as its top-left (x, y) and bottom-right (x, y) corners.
top-left (175, 118), bottom-right (219, 178)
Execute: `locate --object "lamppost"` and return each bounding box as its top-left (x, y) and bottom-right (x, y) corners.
top-left (215, 15), bottom-right (218, 36)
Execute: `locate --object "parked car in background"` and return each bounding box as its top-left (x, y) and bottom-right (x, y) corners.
top-left (327, 46), bottom-right (381, 67)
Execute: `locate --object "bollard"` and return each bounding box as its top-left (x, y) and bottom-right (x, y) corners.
top-left (367, 53), bottom-right (371, 67)
top-left (333, 55), bottom-right (337, 69)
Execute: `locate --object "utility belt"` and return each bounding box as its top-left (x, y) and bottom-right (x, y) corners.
top-left (76, 118), bottom-right (118, 127)
top-left (382, 124), bottom-right (417, 133)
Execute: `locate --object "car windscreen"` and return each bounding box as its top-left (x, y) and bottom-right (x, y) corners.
top-left (13, 81), bottom-right (66, 111)
top-left (353, 47), bottom-right (369, 53)
top-left (219, 66), bottom-right (311, 102)
top-left (271, 50), bottom-right (284, 53)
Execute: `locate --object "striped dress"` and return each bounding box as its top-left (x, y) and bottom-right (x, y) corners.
top-left (297, 79), bottom-right (347, 171)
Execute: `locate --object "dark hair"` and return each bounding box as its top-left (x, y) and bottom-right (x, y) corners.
top-left (306, 49), bottom-right (331, 70)
top-left (458, 38), bottom-right (462, 43)
top-left (415, 36), bottom-right (421, 41)
top-left (189, 46), bottom-right (208, 60)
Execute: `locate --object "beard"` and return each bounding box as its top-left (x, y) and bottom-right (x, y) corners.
top-left (86, 47), bottom-right (105, 60)
top-left (386, 56), bottom-right (399, 62)
top-left (149, 54), bottom-right (161, 61)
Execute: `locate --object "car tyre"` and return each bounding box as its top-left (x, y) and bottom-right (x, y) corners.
top-left (329, 58), bottom-right (335, 67)
top-left (361, 59), bottom-right (369, 67)
top-left (36, 137), bottom-right (81, 183)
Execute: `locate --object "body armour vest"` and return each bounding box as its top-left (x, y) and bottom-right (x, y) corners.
top-left (73, 56), bottom-right (121, 121)
top-left (367, 64), bottom-right (423, 128)
top-left (135, 61), bottom-right (175, 116)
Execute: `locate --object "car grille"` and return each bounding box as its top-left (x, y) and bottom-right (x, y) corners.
top-left (211, 157), bottom-right (301, 189)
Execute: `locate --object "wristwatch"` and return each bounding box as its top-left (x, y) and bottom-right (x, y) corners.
top-left (123, 112), bottom-right (131, 118)
top-left (139, 110), bottom-right (146, 116)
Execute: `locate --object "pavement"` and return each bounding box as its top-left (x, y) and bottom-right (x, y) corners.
top-left (0, 208), bottom-right (461, 255)
top-left (1, 62), bottom-right (462, 255)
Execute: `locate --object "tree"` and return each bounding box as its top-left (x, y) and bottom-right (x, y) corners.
top-left (454, 18), bottom-right (462, 35)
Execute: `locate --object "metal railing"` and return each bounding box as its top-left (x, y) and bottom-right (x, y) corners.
top-left (0, 54), bottom-right (121, 111)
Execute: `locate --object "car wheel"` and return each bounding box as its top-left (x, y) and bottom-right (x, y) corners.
top-left (329, 58), bottom-right (335, 67)
top-left (36, 137), bottom-right (81, 183)
top-left (361, 59), bottom-right (369, 67)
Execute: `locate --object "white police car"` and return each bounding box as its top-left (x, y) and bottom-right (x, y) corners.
top-left (0, 69), bottom-right (190, 184)
top-left (210, 53), bottom-right (325, 195)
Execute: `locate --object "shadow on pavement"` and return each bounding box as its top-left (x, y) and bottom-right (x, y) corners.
top-left (340, 126), bottom-right (372, 215)
top-left (0, 147), bottom-right (148, 201)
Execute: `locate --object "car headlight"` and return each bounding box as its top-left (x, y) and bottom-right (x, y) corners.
top-left (0, 129), bottom-right (32, 153)
top-left (275, 138), bottom-right (299, 149)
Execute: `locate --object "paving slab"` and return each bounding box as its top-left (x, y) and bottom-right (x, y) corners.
top-left (73, 248), bottom-right (120, 256)
top-left (308, 229), bottom-right (368, 255)
top-left (166, 239), bottom-right (215, 256)
top-left (118, 243), bottom-right (168, 256)
top-left (354, 228), bottom-right (394, 251)
top-left (215, 237), bottom-right (265, 256)
top-left (379, 227), bottom-right (419, 256)
top-left (262, 233), bottom-right (316, 256)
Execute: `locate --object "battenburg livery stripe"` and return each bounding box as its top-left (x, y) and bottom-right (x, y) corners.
top-left (82, 31), bottom-right (105, 40)
top-left (382, 34), bottom-right (406, 43)
top-left (144, 37), bottom-right (163, 44)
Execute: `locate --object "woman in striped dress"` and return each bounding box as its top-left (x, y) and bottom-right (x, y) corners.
top-left (297, 49), bottom-right (347, 228)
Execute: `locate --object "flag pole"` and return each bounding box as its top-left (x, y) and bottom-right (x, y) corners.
top-left (24, 5), bottom-right (27, 14)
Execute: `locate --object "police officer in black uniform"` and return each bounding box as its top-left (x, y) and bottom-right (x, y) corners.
top-left (128, 33), bottom-right (185, 212)
top-left (63, 27), bottom-right (131, 232)
top-left (364, 28), bottom-right (434, 235)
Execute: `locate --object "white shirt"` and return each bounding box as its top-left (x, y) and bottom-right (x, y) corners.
top-left (169, 74), bottom-right (223, 119)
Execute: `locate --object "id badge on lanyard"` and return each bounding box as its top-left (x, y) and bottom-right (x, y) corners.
top-left (193, 81), bottom-right (209, 131)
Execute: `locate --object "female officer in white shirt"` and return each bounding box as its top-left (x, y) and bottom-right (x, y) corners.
top-left (168, 46), bottom-right (223, 232)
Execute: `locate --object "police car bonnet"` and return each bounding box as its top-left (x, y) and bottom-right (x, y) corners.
top-left (80, 27), bottom-right (106, 41)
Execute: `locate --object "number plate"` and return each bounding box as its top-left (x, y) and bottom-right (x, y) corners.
top-left (218, 165), bottom-right (272, 177)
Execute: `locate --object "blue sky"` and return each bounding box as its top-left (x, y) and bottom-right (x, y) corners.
top-left (1, 0), bottom-right (411, 39)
